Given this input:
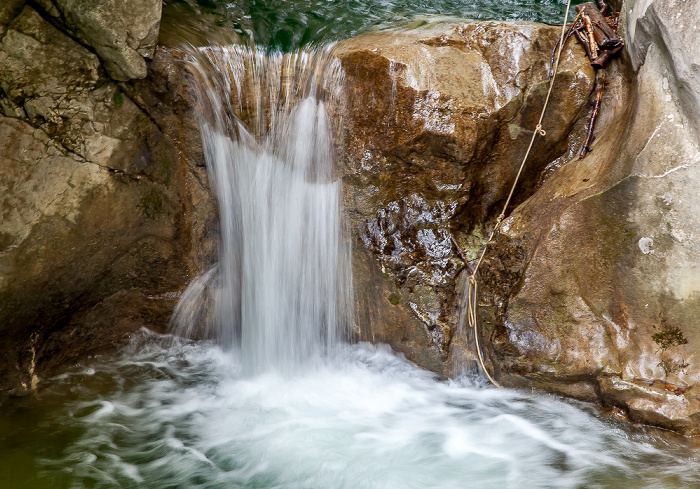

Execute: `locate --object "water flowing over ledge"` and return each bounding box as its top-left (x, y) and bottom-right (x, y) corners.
top-left (171, 44), bottom-right (353, 374)
top-left (4, 0), bottom-right (700, 485)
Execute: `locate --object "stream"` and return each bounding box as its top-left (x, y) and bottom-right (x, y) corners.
top-left (3, 1), bottom-right (700, 488)
top-left (3, 333), bottom-right (700, 488)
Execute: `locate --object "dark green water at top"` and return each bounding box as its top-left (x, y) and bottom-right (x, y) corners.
top-left (165, 0), bottom-right (588, 51)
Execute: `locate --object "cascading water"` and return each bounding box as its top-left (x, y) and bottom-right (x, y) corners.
top-left (5, 4), bottom-right (700, 488)
top-left (171, 44), bottom-right (352, 374)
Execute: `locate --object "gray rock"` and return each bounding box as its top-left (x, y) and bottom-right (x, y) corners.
top-left (624, 0), bottom-right (700, 139)
top-left (33, 0), bottom-right (162, 80)
top-left (0, 7), bottom-right (151, 170)
top-left (0, 0), bottom-right (24, 35)
top-left (0, 6), bottom-right (213, 392)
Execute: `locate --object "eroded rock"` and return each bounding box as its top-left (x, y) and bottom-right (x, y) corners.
top-left (480, 0), bottom-right (700, 434)
top-left (33, 0), bottom-right (161, 80)
top-left (0, 7), bottom-right (163, 171)
top-left (337, 3), bottom-right (700, 435)
top-left (337, 20), bottom-right (595, 375)
top-left (0, 5), bottom-right (213, 393)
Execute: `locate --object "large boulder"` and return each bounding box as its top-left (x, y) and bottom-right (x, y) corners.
top-left (336, 20), bottom-right (595, 376)
top-left (339, 2), bottom-right (700, 434)
top-left (0, 5), bottom-right (213, 392)
top-left (33, 0), bottom-right (161, 80)
top-left (477, 0), bottom-right (700, 434)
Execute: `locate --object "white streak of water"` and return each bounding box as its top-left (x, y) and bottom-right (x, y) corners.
top-left (171, 44), bottom-right (351, 374)
top-left (138, 37), bottom-right (700, 489)
top-left (38, 334), bottom-right (700, 489)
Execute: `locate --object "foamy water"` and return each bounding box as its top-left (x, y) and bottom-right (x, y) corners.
top-left (2, 3), bottom-right (696, 488)
top-left (34, 332), bottom-right (700, 489)
top-left (170, 45), bottom-right (352, 375)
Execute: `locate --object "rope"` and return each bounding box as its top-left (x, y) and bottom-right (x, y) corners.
top-left (465, 0), bottom-right (574, 388)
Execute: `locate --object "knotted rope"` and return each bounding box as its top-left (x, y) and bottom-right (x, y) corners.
top-left (465, 0), bottom-right (574, 388)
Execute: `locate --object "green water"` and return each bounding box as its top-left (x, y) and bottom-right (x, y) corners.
top-left (164, 0), bottom-right (588, 51)
top-left (2, 335), bottom-right (700, 489)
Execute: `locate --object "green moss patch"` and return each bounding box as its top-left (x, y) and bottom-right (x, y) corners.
top-left (652, 327), bottom-right (688, 351)
top-left (388, 292), bottom-right (401, 305)
top-left (160, 157), bottom-right (173, 186)
top-left (0, 232), bottom-right (15, 252)
top-left (658, 358), bottom-right (690, 376)
top-left (139, 189), bottom-right (172, 220)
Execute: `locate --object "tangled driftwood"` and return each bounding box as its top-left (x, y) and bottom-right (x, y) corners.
top-left (549, 1), bottom-right (624, 158)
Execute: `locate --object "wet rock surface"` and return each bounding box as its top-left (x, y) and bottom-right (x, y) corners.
top-left (0, 4), bottom-right (213, 392)
top-left (338, 3), bottom-right (700, 434)
top-left (336, 20), bottom-right (595, 376)
top-left (2, 0), bottom-right (699, 437)
top-left (473, 0), bottom-right (700, 434)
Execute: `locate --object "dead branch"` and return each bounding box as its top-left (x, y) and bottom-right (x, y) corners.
top-left (579, 75), bottom-right (607, 158)
top-left (451, 236), bottom-right (475, 276)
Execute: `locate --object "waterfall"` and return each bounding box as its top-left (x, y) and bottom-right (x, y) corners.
top-left (171, 44), bottom-right (352, 374)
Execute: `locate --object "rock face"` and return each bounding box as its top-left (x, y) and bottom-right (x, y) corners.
top-left (340, 2), bottom-right (700, 434)
top-left (448, 0), bottom-right (700, 434)
top-left (0, 4), bottom-right (213, 392)
top-left (33, 0), bottom-right (162, 80)
top-left (336, 20), bottom-right (595, 376)
top-left (1, 7), bottom-right (152, 169)
top-left (2, 0), bottom-right (698, 436)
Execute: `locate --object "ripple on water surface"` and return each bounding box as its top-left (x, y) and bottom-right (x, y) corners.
top-left (4, 332), bottom-right (696, 489)
top-left (162, 0), bottom-right (590, 51)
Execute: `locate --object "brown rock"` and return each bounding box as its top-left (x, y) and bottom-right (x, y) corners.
top-left (0, 6), bottom-right (214, 392)
top-left (337, 20), bottom-right (595, 373)
top-left (480, 0), bottom-right (700, 434)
